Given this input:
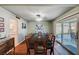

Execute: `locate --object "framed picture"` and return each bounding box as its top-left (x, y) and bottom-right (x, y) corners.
top-left (0, 23), bottom-right (4, 27)
top-left (0, 28), bottom-right (4, 32)
top-left (0, 17), bottom-right (4, 22)
top-left (22, 23), bottom-right (26, 29)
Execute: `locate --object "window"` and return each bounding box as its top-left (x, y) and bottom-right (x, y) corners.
top-left (56, 23), bottom-right (62, 42)
top-left (55, 18), bottom-right (77, 54)
top-left (63, 23), bottom-right (69, 33)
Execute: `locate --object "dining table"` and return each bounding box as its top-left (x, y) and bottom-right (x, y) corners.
top-left (28, 33), bottom-right (52, 51)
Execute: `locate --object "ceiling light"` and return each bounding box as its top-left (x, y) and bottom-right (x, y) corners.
top-left (36, 14), bottom-right (41, 17)
top-left (36, 18), bottom-right (42, 22)
top-left (35, 13), bottom-right (44, 21)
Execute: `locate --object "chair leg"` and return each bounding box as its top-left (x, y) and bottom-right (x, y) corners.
top-left (50, 48), bottom-right (54, 55)
top-left (27, 49), bottom-right (30, 55)
top-left (28, 50), bottom-right (30, 55)
top-left (45, 49), bottom-right (47, 55)
top-left (50, 51), bottom-right (52, 55)
top-left (53, 49), bottom-right (54, 55)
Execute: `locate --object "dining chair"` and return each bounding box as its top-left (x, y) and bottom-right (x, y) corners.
top-left (34, 40), bottom-right (47, 55)
top-left (48, 34), bottom-right (55, 55)
top-left (25, 35), bottom-right (34, 55)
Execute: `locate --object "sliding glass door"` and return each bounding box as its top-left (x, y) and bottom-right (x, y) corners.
top-left (56, 23), bottom-right (62, 43)
top-left (56, 18), bottom-right (77, 54)
top-left (63, 22), bottom-right (77, 54)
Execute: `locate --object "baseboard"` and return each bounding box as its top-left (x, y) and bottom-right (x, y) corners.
top-left (15, 39), bottom-right (25, 47)
top-left (6, 39), bottom-right (25, 54)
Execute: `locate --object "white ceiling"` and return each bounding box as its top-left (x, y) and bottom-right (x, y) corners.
top-left (1, 4), bottom-right (77, 21)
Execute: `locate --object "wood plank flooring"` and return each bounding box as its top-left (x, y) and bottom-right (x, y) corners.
top-left (8, 40), bottom-right (72, 55)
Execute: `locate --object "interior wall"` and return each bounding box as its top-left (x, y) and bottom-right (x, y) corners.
top-left (0, 7), bottom-right (28, 46)
top-left (0, 7), bottom-right (16, 38)
top-left (27, 21), bottom-right (52, 34)
top-left (18, 18), bottom-right (27, 45)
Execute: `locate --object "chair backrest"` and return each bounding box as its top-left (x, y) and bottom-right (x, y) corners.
top-left (48, 33), bottom-right (55, 41)
top-left (34, 40), bottom-right (47, 54)
top-left (34, 40), bottom-right (47, 48)
top-left (47, 34), bottom-right (55, 48)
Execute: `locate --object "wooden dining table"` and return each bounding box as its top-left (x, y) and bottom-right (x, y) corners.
top-left (27, 34), bottom-right (52, 55)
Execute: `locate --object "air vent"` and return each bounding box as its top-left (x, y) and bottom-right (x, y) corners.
top-left (16, 16), bottom-right (20, 19)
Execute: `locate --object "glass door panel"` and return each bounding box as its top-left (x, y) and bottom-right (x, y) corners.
top-left (63, 23), bottom-right (70, 45)
top-left (56, 23), bottom-right (62, 42)
top-left (62, 20), bottom-right (77, 54)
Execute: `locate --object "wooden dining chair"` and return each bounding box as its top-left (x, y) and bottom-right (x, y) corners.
top-left (34, 40), bottom-right (47, 55)
top-left (46, 34), bottom-right (55, 55)
top-left (48, 34), bottom-right (55, 55)
top-left (25, 35), bottom-right (34, 55)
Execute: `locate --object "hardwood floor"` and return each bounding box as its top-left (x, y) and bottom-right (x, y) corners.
top-left (8, 41), bottom-right (27, 55)
top-left (8, 40), bottom-right (72, 55)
